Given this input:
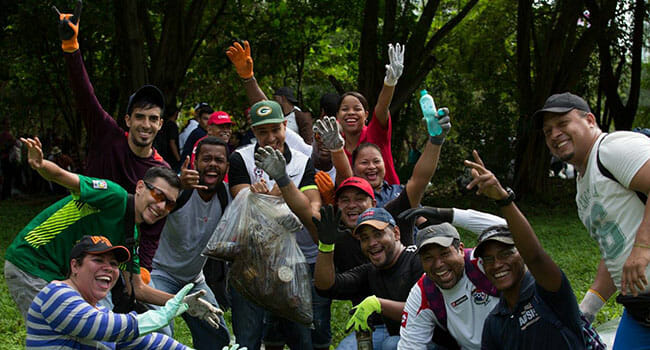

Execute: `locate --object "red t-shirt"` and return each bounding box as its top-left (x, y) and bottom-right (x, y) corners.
top-left (343, 110), bottom-right (399, 185)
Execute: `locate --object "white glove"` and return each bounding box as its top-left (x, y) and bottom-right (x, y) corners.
top-left (183, 289), bottom-right (224, 329)
top-left (254, 146), bottom-right (290, 187)
top-left (223, 345), bottom-right (248, 350)
top-left (384, 43), bottom-right (404, 86)
top-left (313, 116), bottom-right (344, 151)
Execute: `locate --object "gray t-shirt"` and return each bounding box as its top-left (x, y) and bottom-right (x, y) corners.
top-left (152, 188), bottom-right (230, 283)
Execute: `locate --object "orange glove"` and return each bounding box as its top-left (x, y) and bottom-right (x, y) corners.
top-left (226, 41), bottom-right (254, 79)
top-left (140, 267), bottom-right (151, 285)
top-left (52, 1), bottom-right (82, 53)
top-left (315, 171), bottom-right (335, 205)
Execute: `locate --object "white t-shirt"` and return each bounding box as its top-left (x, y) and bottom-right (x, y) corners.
top-left (399, 272), bottom-right (500, 350)
top-left (178, 119), bottom-right (199, 151)
top-left (285, 106), bottom-right (301, 134)
top-left (152, 187), bottom-right (231, 283)
top-left (576, 131), bottom-right (650, 292)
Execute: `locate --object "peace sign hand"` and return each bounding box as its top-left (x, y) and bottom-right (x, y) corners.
top-left (463, 150), bottom-right (509, 200)
top-left (179, 156), bottom-right (208, 190)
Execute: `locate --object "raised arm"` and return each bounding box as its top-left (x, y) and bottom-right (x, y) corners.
top-left (465, 150), bottom-right (562, 292)
top-left (312, 205), bottom-right (346, 290)
top-left (22, 137), bottom-right (80, 193)
top-left (313, 116), bottom-right (353, 184)
top-left (254, 146), bottom-right (321, 241)
top-left (226, 40), bottom-right (267, 104)
top-left (374, 43), bottom-right (404, 127)
top-left (405, 109), bottom-right (450, 207)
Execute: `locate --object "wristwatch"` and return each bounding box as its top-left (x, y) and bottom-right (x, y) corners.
top-left (495, 187), bottom-right (515, 207)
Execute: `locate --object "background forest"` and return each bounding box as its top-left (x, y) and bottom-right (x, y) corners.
top-left (0, 0), bottom-right (648, 197)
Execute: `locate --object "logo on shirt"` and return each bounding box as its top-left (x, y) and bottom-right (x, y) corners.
top-left (254, 167), bottom-right (264, 179)
top-left (472, 288), bottom-right (490, 305)
top-left (401, 311), bottom-right (408, 328)
top-left (92, 180), bottom-right (108, 190)
top-left (451, 295), bottom-right (468, 308)
top-left (518, 302), bottom-right (540, 330)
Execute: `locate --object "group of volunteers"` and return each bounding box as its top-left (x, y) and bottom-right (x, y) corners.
top-left (3, 1), bottom-right (650, 349)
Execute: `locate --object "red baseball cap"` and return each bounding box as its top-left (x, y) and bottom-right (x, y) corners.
top-left (208, 111), bottom-right (233, 126)
top-left (335, 176), bottom-right (375, 200)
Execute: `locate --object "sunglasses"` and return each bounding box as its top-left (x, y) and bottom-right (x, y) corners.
top-left (144, 182), bottom-right (176, 211)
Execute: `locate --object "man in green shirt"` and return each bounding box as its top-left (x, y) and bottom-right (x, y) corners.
top-left (5, 137), bottom-right (221, 330)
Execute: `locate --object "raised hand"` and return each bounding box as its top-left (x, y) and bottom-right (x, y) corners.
top-left (463, 150), bottom-right (508, 200)
top-left (315, 171), bottom-right (335, 205)
top-left (179, 156), bottom-right (208, 190)
top-left (313, 116), bottom-right (344, 151)
top-left (226, 41), bottom-right (254, 79)
top-left (135, 283), bottom-right (193, 335)
top-left (254, 146), bottom-right (290, 187)
top-left (52, 0), bottom-right (82, 53)
top-left (20, 137), bottom-right (44, 170)
top-left (428, 108), bottom-right (451, 145)
top-left (398, 207), bottom-right (454, 227)
top-left (312, 205), bottom-right (346, 249)
top-left (183, 289), bottom-right (224, 329)
top-left (384, 43), bottom-right (404, 87)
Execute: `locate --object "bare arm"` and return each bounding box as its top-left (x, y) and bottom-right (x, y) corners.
top-left (230, 183), bottom-right (249, 199)
top-left (373, 84), bottom-right (395, 129)
top-left (405, 140), bottom-right (441, 208)
top-left (465, 150), bottom-right (562, 292)
top-left (279, 185), bottom-right (321, 242)
top-left (622, 160), bottom-right (650, 295)
top-left (332, 149), bottom-right (353, 185)
top-left (22, 137), bottom-right (80, 192)
top-left (314, 249), bottom-right (336, 290)
top-left (124, 270), bottom-right (173, 306)
top-left (242, 78), bottom-right (267, 105)
top-left (378, 298), bottom-right (405, 321)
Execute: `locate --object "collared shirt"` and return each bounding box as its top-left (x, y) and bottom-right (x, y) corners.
top-left (375, 181), bottom-right (403, 208)
top-left (481, 271), bottom-right (585, 349)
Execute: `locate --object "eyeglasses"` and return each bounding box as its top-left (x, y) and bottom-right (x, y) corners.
top-left (481, 248), bottom-right (516, 266)
top-left (144, 182), bottom-right (176, 211)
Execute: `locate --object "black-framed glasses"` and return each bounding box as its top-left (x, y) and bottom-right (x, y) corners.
top-left (481, 247), bottom-right (517, 266)
top-left (144, 182), bottom-right (176, 211)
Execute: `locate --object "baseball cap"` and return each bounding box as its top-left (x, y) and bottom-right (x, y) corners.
top-left (126, 85), bottom-right (165, 116)
top-left (208, 111), bottom-right (233, 126)
top-left (249, 100), bottom-right (286, 127)
top-left (335, 176), bottom-right (375, 200)
top-left (353, 207), bottom-right (396, 236)
top-left (415, 223), bottom-right (460, 254)
top-left (474, 225), bottom-right (515, 257)
top-left (273, 87), bottom-right (298, 104)
top-left (532, 92), bottom-right (591, 129)
top-left (69, 235), bottom-right (131, 264)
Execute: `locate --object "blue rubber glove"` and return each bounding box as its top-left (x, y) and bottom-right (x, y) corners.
top-left (345, 295), bottom-right (381, 332)
top-left (135, 283), bottom-right (193, 335)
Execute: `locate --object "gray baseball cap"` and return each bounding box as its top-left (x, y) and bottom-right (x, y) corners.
top-left (415, 223), bottom-right (460, 254)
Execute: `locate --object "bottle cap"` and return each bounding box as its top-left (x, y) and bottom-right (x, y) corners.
top-left (420, 90), bottom-right (427, 97)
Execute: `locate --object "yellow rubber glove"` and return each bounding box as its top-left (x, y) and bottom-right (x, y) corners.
top-left (52, 0), bottom-right (82, 53)
top-left (226, 41), bottom-right (254, 79)
top-left (345, 295), bottom-right (381, 332)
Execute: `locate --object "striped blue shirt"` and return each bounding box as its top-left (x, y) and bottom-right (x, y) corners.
top-left (26, 282), bottom-right (188, 349)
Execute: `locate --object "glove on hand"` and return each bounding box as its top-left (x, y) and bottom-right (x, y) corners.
top-left (429, 108), bottom-right (451, 145)
top-left (226, 41), bottom-right (254, 79)
top-left (313, 116), bottom-right (344, 151)
top-left (384, 43), bottom-right (404, 87)
top-left (398, 207), bottom-right (454, 228)
top-left (254, 146), bottom-right (290, 187)
top-left (136, 283), bottom-right (192, 335)
top-left (183, 289), bottom-right (224, 329)
top-left (312, 204), bottom-right (345, 247)
top-left (52, 0), bottom-right (82, 53)
top-left (345, 295), bottom-right (381, 332)
top-left (315, 171), bottom-right (335, 205)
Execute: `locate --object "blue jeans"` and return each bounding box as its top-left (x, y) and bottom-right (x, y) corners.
top-left (150, 272), bottom-right (231, 350)
top-left (613, 309), bottom-right (650, 350)
top-left (230, 263), bottom-right (332, 349)
top-left (336, 325), bottom-right (399, 350)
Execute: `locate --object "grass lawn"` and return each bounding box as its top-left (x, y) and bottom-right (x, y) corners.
top-left (0, 188), bottom-right (623, 348)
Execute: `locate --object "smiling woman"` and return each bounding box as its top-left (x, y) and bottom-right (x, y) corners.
top-left (25, 235), bottom-right (191, 349)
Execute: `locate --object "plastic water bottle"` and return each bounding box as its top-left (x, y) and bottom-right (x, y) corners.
top-left (356, 330), bottom-right (373, 350)
top-left (419, 90), bottom-right (442, 136)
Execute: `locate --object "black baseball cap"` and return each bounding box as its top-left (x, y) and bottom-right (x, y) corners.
top-left (474, 225), bottom-right (515, 258)
top-left (70, 235), bottom-right (131, 264)
top-left (273, 87), bottom-right (298, 104)
top-left (532, 92), bottom-right (591, 129)
top-left (126, 85), bottom-right (165, 116)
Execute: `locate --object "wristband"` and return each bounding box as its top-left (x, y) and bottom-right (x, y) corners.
top-left (318, 241), bottom-right (335, 253)
top-left (634, 243), bottom-right (650, 250)
top-left (243, 76), bottom-right (256, 83)
top-left (495, 187), bottom-right (515, 207)
top-left (275, 175), bottom-right (290, 188)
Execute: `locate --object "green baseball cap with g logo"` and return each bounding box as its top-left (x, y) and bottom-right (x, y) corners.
top-left (249, 100), bottom-right (285, 127)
